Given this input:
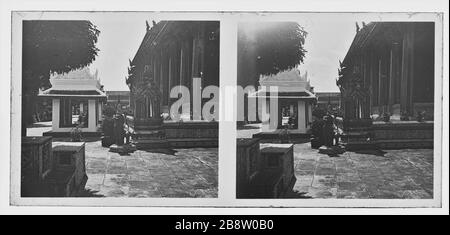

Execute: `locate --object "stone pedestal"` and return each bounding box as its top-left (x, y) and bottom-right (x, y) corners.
top-left (46, 142), bottom-right (88, 197)
top-left (237, 141), bottom-right (296, 198)
top-left (236, 138), bottom-right (261, 198)
top-left (259, 143), bottom-right (296, 196)
top-left (21, 137), bottom-right (53, 197)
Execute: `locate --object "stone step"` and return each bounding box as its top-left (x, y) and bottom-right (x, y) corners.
top-left (373, 139), bottom-right (433, 149)
top-left (133, 130), bottom-right (164, 136)
top-left (166, 138), bottom-right (218, 148)
top-left (133, 139), bottom-right (170, 149)
top-left (342, 141), bottom-right (376, 151)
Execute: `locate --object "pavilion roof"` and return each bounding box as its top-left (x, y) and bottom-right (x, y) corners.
top-left (39, 78), bottom-right (106, 98)
top-left (251, 89), bottom-right (316, 99)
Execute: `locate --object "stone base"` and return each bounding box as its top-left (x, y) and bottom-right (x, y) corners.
top-left (253, 131), bottom-right (311, 143)
top-left (341, 131), bottom-right (376, 151)
top-left (374, 139), bottom-right (433, 149)
top-left (109, 144), bottom-right (137, 154)
top-left (167, 138), bottom-right (218, 148)
top-left (43, 131), bottom-right (102, 138)
top-left (371, 121), bottom-right (434, 149)
top-left (133, 139), bottom-right (170, 149)
top-left (310, 137), bottom-right (322, 149)
top-left (101, 136), bottom-right (114, 147)
top-left (342, 141), bottom-right (376, 151)
top-left (132, 121), bottom-right (219, 149)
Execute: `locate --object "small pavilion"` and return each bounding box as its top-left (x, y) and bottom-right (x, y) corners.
top-left (39, 68), bottom-right (106, 136)
top-left (253, 69), bottom-right (316, 133)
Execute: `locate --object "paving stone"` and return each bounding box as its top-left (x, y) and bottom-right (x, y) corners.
top-left (291, 143), bottom-right (433, 199)
top-left (315, 167), bottom-right (336, 176)
top-left (312, 175), bottom-right (336, 188)
top-left (296, 160), bottom-right (316, 171)
top-left (80, 140), bottom-right (218, 198)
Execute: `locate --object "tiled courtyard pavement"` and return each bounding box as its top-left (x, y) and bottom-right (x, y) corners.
top-left (84, 141), bottom-right (218, 198)
top-left (27, 123), bottom-right (218, 198)
top-left (289, 143), bottom-right (433, 199)
top-left (237, 124), bottom-right (434, 199)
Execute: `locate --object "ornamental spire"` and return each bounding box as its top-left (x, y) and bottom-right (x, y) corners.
top-left (146, 20), bottom-right (150, 31)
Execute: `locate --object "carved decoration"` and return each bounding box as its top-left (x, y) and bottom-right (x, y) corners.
top-left (337, 62), bottom-right (369, 102)
top-left (131, 66), bottom-right (162, 103)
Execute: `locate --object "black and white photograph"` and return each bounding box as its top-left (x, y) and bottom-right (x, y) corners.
top-left (1, 0), bottom-right (448, 216)
top-left (236, 18), bottom-right (438, 199)
top-left (18, 14), bottom-right (219, 198)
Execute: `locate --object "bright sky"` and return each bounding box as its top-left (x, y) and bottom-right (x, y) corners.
top-left (87, 13), bottom-right (367, 92)
top-left (298, 18), bottom-right (358, 92)
top-left (87, 13), bottom-right (153, 91)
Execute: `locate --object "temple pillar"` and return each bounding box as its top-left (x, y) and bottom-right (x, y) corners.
top-left (179, 47), bottom-right (184, 88)
top-left (168, 58), bottom-right (173, 106)
top-left (191, 33), bottom-right (202, 120)
top-left (369, 51), bottom-right (378, 114)
top-left (80, 102), bottom-right (84, 113)
top-left (308, 102), bottom-right (312, 126)
top-left (276, 99), bottom-right (282, 128)
top-left (389, 42), bottom-right (401, 112)
top-left (52, 98), bottom-right (60, 130)
top-left (98, 102), bottom-right (102, 120)
top-left (297, 100), bottom-right (306, 133)
top-left (400, 24), bottom-right (415, 115)
top-left (377, 59), bottom-right (383, 114)
top-left (88, 99), bottom-right (96, 132)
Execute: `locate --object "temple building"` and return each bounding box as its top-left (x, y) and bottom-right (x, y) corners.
top-left (39, 67), bottom-right (106, 136)
top-left (126, 21), bottom-right (220, 149)
top-left (337, 22), bottom-right (435, 149)
top-left (338, 22), bottom-right (434, 121)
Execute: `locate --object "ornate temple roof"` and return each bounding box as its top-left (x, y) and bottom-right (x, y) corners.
top-left (252, 69), bottom-right (316, 99)
top-left (260, 68), bottom-right (308, 82)
top-left (50, 67), bottom-right (99, 80)
top-left (257, 68), bottom-right (314, 98)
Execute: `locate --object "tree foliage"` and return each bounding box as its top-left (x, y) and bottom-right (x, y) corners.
top-left (21, 21), bottom-right (100, 134)
top-left (242, 22), bottom-right (307, 76)
top-left (22, 20), bottom-right (100, 93)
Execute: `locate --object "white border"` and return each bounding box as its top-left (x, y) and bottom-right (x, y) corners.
top-left (1, 0), bottom-right (448, 214)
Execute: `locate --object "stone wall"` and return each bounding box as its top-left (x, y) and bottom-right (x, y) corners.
top-left (163, 121), bottom-right (219, 148)
top-left (371, 121), bottom-right (434, 149)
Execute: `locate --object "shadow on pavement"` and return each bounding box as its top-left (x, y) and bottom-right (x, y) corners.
top-left (77, 188), bottom-right (105, 197)
top-left (284, 190), bottom-right (313, 199)
top-left (351, 149), bottom-right (387, 157)
top-left (143, 148), bottom-right (178, 155)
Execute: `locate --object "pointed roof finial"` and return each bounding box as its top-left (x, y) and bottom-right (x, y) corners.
top-left (362, 21), bottom-right (367, 28)
top-left (146, 20), bottom-right (150, 31)
top-left (355, 22), bottom-right (360, 33)
top-left (152, 20), bottom-right (157, 27)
